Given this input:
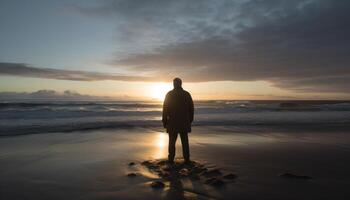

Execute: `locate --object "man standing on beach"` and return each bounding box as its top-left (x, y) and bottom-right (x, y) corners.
top-left (162, 78), bottom-right (194, 164)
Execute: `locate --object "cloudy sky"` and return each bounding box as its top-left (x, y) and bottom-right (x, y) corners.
top-left (1, 0), bottom-right (349, 100)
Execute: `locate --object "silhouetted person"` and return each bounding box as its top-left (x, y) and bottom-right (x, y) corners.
top-left (162, 78), bottom-right (194, 164)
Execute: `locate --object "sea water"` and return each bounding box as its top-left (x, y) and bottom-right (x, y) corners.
top-left (1, 100), bottom-right (350, 136)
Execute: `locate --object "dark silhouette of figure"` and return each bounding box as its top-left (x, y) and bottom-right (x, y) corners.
top-left (162, 78), bottom-right (194, 163)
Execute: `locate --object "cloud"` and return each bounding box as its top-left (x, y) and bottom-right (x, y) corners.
top-left (0, 90), bottom-right (113, 100)
top-left (73, 0), bottom-right (350, 93)
top-left (0, 62), bottom-right (153, 82)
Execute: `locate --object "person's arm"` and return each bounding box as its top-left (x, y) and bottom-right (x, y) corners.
top-left (188, 93), bottom-right (194, 123)
top-left (162, 93), bottom-right (169, 128)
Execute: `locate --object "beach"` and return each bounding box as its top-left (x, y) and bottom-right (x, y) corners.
top-left (1, 125), bottom-right (350, 200)
top-left (2, 0), bottom-right (350, 199)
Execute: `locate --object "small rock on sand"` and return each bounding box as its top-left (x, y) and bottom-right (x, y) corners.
top-left (139, 159), bottom-right (237, 187)
top-left (157, 160), bottom-right (168, 165)
top-left (205, 177), bottom-right (224, 187)
top-left (202, 168), bottom-right (222, 177)
top-left (205, 177), bottom-right (216, 184)
top-left (151, 181), bottom-right (165, 189)
top-left (161, 165), bottom-right (171, 171)
top-left (127, 172), bottom-right (137, 177)
top-left (223, 173), bottom-right (237, 180)
top-left (179, 168), bottom-right (189, 176)
top-left (141, 160), bottom-right (152, 166)
top-left (279, 173), bottom-right (312, 179)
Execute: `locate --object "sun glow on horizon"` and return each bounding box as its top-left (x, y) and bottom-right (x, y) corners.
top-left (150, 83), bottom-right (172, 101)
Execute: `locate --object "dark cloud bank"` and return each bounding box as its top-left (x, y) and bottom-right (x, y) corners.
top-left (1, 0), bottom-right (350, 94)
top-left (76, 0), bottom-right (350, 93)
top-left (0, 90), bottom-right (114, 100)
top-left (0, 62), bottom-right (153, 82)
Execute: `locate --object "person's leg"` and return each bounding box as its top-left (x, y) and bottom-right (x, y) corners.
top-left (168, 132), bottom-right (178, 163)
top-left (179, 132), bottom-right (190, 162)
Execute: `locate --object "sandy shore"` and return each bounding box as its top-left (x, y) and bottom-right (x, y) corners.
top-left (1, 126), bottom-right (350, 199)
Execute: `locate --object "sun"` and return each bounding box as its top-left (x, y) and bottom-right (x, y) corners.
top-left (150, 83), bottom-right (172, 101)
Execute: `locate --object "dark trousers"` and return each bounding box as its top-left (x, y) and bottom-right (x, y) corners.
top-left (168, 132), bottom-right (190, 162)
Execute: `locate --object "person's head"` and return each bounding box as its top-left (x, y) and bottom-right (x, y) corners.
top-left (173, 78), bottom-right (182, 89)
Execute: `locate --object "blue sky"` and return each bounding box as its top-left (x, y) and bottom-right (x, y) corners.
top-left (0, 0), bottom-right (115, 71)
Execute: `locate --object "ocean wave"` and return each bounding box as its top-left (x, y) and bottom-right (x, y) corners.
top-left (1, 111), bottom-right (350, 136)
top-left (1, 100), bottom-right (350, 136)
top-left (1, 119), bottom-right (350, 136)
top-left (1, 100), bottom-right (350, 113)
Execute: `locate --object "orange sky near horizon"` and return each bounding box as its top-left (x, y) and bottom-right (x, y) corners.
top-left (1, 76), bottom-right (349, 101)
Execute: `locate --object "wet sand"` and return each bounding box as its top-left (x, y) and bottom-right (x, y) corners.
top-left (1, 126), bottom-right (350, 200)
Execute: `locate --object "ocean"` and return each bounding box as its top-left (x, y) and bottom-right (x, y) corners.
top-left (1, 100), bottom-right (350, 136)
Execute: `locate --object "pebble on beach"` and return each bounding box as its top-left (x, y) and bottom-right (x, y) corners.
top-left (138, 159), bottom-right (236, 189)
top-left (223, 173), bottom-right (238, 180)
top-left (127, 172), bottom-right (137, 177)
top-left (179, 168), bottom-right (189, 176)
top-left (202, 168), bottom-right (222, 177)
top-left (150, 181), bottom-right (165, 189)
top-left (205, 177), bottom-right (225, 187)
top-left (279, 173), bottom-right (312, 179)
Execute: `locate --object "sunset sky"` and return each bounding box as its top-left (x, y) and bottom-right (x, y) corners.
top-left (1, 0), bottom-right (349, 100)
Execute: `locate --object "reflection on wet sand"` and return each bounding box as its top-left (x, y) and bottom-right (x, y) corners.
top-left (139, 128), bottom-right (280, 162)
top-left (152, 132), bottom-right (168, 159)
top-left (2, 127), bottom-right (349, 200)
top-left (136, 129), bottom-right (280, 200)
